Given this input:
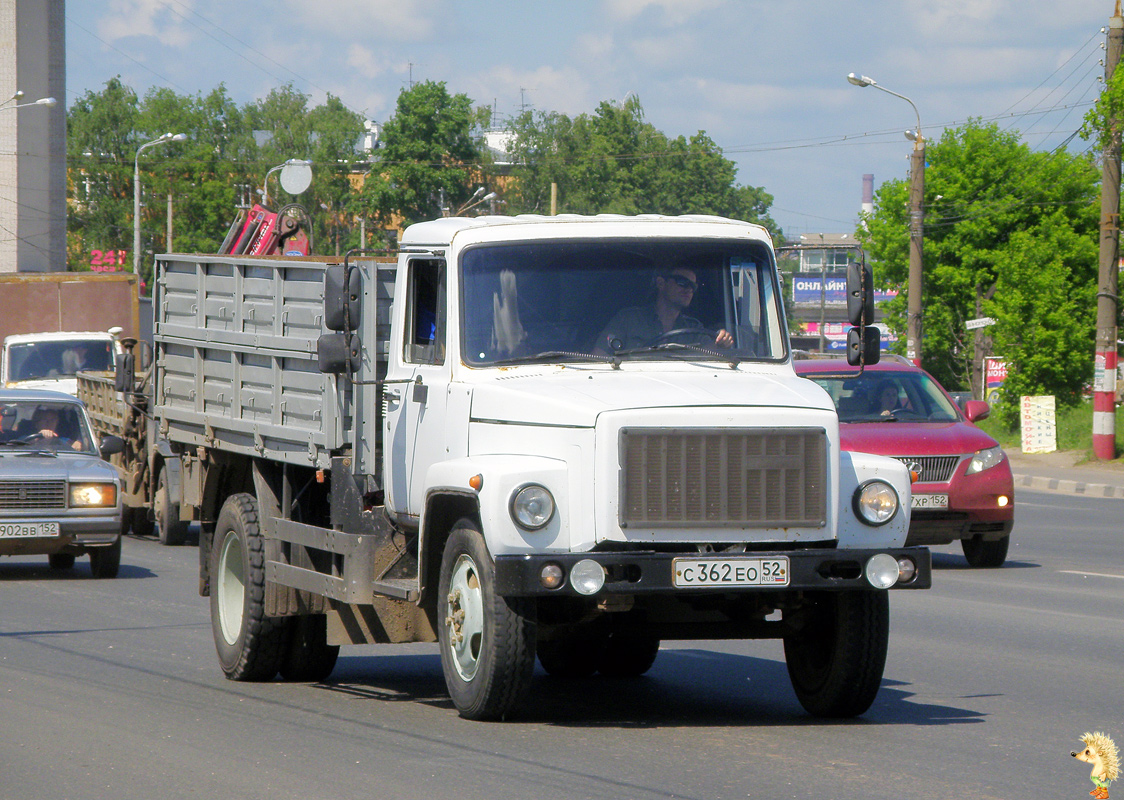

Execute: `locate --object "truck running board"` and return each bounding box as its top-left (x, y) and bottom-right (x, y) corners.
top-left (267, 517), bottom-right (419, 603)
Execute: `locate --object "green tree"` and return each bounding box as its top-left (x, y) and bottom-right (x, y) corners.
top-left (859, 120), bottom-right (1097, 405)
top-left (356, 81), bottom-right (486, 229)
top-left (505, 95), bottom-right (778, 234)
top-left (66, 77), bottom-right (140, 271)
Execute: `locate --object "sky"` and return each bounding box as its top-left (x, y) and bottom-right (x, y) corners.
top-left (65, 0), bottom-right (1115, 239)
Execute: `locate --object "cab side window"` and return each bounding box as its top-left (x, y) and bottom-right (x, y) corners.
top-left (405, 259), bottom-right (446, 365)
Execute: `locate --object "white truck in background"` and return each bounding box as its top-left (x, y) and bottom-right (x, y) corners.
top-left (144, 214), bottom-right (930, 721)
top-left (0, 272), bottom-right (141, 397)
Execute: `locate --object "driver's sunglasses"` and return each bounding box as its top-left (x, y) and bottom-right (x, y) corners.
top-left (665, 274), bottom-right (698, 292)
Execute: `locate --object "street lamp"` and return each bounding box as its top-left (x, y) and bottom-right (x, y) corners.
top-left (847, 72), bottom-right (925, 367)
top-left (455, 187), bottom-right (498, 216)
top-left (134, 133), bottom-right (187, 275)
top-left (0, 90), bottom-right (57, 111)
top-left (263, 158), bottom-right (313, 206)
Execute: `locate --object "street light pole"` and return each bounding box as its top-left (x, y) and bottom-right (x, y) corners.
top-left (848, 73), bottom-right (925, 366)
top-left (133, 133), bottom-right (187, 276)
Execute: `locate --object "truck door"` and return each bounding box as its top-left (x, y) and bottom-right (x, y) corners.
top-left (384, 257), bottom-right (449, 521)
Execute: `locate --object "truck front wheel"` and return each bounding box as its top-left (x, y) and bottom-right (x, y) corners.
top-left (783, 590), bottom-right (889, 718)
top-left (210, 493), bottom-right (287, 681)
top-left (437, 519), bottom-right (536, 720)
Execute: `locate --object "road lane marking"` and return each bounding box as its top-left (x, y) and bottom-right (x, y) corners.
top-left (1058, 570), bottom-right (1124, 580)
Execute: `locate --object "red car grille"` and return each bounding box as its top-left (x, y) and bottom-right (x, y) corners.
top-left (892, 455), bottom-right (961, 483)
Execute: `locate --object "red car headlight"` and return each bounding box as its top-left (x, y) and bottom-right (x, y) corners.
top-left (966, 446), bottom-right (1004, 475)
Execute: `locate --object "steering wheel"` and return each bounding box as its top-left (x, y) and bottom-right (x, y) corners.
top-left (13, 432), bottom-right (71, 447)
top-left (647, 327), bottom-right (718, 347)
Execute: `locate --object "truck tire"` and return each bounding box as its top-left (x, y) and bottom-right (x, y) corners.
top-left (597, 631), bottom-right (660, 678)
top-left (279, 615), bottom-right (339, 682)
top-left (438, 519), bottom-right (536, 720)
top-left (961, 534), bottom-right (1009, 568)
top-left (125, 506), bottom-right (155, 539)
top-left (783, 590), bottom-right (888, 718)
top-left (88, 537), bottom-right (122, 579)
top-left (210, 493), bottom-right (287, 681)
top-left (537, 631), bottom-right (604, 678)
top-left (48, 552), bottom-right (75, 570)
top-left (155, 464), bottom-right (189, 546)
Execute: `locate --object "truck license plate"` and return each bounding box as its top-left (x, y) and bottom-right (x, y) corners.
top-left (0, 521), bottom-right (60, 538)
top-left (672, 556), bottom-right (789, 588)
top-left (911, 493), bottom-right (949, 509)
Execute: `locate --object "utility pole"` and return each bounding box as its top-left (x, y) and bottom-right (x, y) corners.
top-left (1094, 0), bottom-right (1124, 460)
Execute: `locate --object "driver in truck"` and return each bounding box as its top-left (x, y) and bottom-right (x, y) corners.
top-left (594, 266), bottom-right (734, 354)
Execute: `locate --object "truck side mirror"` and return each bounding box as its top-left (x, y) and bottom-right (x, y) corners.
top-left (846, 326), bottom-right (881, 366)
top-left (324, 264), bottom-right (360, 332)
top-left (317, 333), bottom-right (360, 374)
top-left (99, 435), bottom-right (125, 458)
top-left (846, 261), bottom-right (874, 327)
top-left (114, 352), bottom-right (135, 393)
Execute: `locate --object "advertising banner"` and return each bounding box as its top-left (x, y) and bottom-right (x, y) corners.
top-left (792, 274), bottom-right (899, 305)
top-left (984, 357), bottom-right (1007, 405)
top-left (1020, 395), bottom-right (1056, 454)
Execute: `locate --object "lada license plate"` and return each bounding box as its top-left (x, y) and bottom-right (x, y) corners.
top-left (0, 521), bottom-right (60, 538)
top-left (911, 493), bottom-right (949, 509)
top-left (672, 556), bottom-right (789, 588)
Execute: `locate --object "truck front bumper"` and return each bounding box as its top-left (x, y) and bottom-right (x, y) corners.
top-left (494, 546), bottom-right (931, 597)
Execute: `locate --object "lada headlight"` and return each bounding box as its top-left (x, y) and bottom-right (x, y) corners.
top-left (510, 484), bottom-right (555, 530)
top-left (853, 480), bottom-right (898, 526)
top-left (966, 446), bottom-right (1004, 474)
top-left (69, 483), bottom-right (117, 508)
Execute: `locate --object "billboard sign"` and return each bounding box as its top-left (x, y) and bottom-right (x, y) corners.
top-left (792, 273), bottom-right (899, 305)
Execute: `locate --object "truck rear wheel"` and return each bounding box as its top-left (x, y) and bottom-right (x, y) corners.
top-left (88, 537), bottom-right (122, 579)
top-left (438, 519), bottom-right (536, 720)
top-left (210, 493), bottom-right (287, 681)
top-left (783, 590), bottom-right (888, 718)
top-left (279, 615), bottom-right (339, 682)
top-left (155, 464), bottom-right (189, 546)
top-left (597, 631), bottom-right (660, 677)
top-left (537, 631), bottom-right (603, 678)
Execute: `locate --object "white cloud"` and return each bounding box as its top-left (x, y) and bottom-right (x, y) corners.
top-left (464, 65), bottom-right (593, 119)
top-left (99, 0), bottom-right (195, 46)
top-left (274, 0), bottom-right (441, 40)
top-left (604, 0), bottom-right (728, 26)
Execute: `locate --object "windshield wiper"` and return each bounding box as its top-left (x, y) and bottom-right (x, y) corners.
top-left (611, 342), bottom-right (742, 368)
top-left (490, 350), bottom-right (617, 366)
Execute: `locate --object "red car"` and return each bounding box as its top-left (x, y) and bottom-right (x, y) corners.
top-left (795, 357), bottom-right (1014, 567)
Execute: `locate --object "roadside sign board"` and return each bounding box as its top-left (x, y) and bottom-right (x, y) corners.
top-left (966, 317), bottom-right (997, 330)
top-left (1020, 395), bottom-right (1056, 454)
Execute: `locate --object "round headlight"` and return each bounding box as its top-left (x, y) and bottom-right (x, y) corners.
top-left (853, 480), bottom-right (899, 526)
top-left (865, 553), bottom-right (901, 589)
top-left (510, 484), bottom-right (555, 530)
top-left (570, 559), bottom-right (606, 595)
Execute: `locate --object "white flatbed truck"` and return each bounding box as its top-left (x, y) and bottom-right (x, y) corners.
top-left (149, 214), bottom-right (930, 720)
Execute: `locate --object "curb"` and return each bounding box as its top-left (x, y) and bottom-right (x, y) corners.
top-left (1012, 472), bottom-right (1124, 499)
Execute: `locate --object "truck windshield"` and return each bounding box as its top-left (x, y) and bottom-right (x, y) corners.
top-left (7, 339), bottom-right (114, 381)
top-left (460, 238), bottom-right (786, 366)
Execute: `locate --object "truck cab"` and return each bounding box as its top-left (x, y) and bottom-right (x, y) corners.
top-left (2, 330), bottom-right (120, 397)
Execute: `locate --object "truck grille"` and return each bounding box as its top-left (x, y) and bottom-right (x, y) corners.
top-left (0, 480), bottom-right (67, 510)
top-left (891, 455), bottom-right (961, 483)
top-left (619, 428), bottom-right (827, 528)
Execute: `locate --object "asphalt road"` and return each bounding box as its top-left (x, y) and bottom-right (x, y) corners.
top-left (0, 488), bottom-right (1121, 800)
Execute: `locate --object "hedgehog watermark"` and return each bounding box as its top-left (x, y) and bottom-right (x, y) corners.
top-left (1073, 732), bottom-right (1120, 800)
